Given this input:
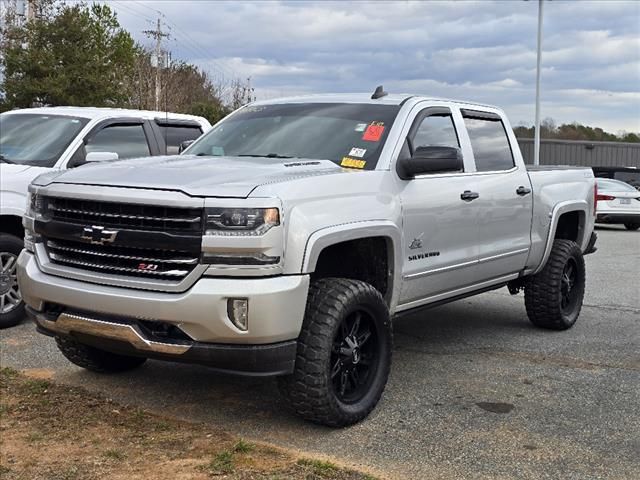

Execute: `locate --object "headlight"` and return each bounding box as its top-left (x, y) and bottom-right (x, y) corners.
top-left (204, 207), bottom-right (280, 236)
top-left (26, 193), bottom-right (46, 217)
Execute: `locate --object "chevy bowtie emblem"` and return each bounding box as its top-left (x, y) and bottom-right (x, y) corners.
top-left (81, 225), bottom-right (118, 245)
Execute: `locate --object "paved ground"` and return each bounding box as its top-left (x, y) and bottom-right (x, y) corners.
top-left (2, 226), bottom-right (639, 479)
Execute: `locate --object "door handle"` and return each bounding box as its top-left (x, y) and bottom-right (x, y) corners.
top-left (460, 190), bottom-right (480, 201)
top-left (516, 186), bottom-right (532, 196)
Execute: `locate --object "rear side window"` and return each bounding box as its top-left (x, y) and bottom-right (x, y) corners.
top-left (464, 116), bottom-right (514, 172)
top-left (159, 125), bottom-right (203, 154)
top-left (86, 124), bottom-right (150, 159)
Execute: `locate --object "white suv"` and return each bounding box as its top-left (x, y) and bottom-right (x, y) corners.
top-left (0, 106), bottom-right (211, 327)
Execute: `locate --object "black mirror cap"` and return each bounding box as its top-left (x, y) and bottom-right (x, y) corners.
top-left (178, 140), bottom-right (195, 153)
top-left (397, 146), bottom-right (463, 179)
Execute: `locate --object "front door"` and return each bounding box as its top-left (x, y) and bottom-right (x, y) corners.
top-left (398, 107), bottom-right (481, 308)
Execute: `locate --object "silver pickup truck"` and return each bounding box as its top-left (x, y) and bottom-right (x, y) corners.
top-left (17, 89), bottom-right (597, 427)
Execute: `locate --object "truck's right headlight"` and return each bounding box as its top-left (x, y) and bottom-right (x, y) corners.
top-left (204, 207), bottom-right (280, 236)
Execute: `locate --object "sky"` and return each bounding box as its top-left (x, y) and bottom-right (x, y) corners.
top-left (106, 0), bottom-right (640, 133)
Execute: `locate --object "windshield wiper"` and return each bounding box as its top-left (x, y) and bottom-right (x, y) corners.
top-left (0, 154), bottom-right (17, 164)
top-left (237, 153), bottom-right (295, 159)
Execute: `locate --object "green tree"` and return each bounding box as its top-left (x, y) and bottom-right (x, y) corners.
top-left (1, 2), bottom-right (137, 109)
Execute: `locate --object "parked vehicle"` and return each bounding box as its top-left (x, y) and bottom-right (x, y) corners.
top-left (17, 90), bottom-right (597, 426)
top-left (595, 178), bottom-right (640, 230)
top-left (592, 166), bottom-right (640, 191)
top-left (0, 107), bottom-right (210, 328)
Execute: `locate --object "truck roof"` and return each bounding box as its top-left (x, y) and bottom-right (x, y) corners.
top-left (2, 106), bottom-right (209, 125)
top-left (252, 93), bottom-right (500, 110)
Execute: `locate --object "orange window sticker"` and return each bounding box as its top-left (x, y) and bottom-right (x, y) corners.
top-left (362, 123), bottom-right (385, 142)
top-left (341, 157), bottom-right (366, 169)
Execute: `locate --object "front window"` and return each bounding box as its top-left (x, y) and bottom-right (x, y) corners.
top-left (186, 103), bottom-right (401, 170)
top-left (0, 113), bottom-right (89, 167)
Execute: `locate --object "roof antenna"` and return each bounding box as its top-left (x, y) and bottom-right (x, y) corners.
top-left (371, 85), bottom-right (388, 100)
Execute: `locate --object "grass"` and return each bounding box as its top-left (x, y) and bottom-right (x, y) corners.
top-left (297, 458), bottom-right (340, 475)
top-left (233, 439), bottom-right (255, 454)
top-left (0, 368), bottom-right (378, 480)
top-left (206, 450), bottom-right (235, 474)
top-left (103, 449), bottom-right (126, 460)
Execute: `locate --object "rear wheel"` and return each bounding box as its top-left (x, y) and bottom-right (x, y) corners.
top-left (278, 278), bottom-right (392, 427)
top-left (0, 234), bottom-right (25, 329)
top-left (624, 223), bottom-right (639, 231)
top-left (55, 336), bottom-right (147, 373)
top-left (525, 239), bottom-right (585, 330)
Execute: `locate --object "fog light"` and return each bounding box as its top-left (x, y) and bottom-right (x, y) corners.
top-left (227, 298), bottom-right (249, 331)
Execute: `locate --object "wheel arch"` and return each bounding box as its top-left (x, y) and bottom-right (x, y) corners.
top-left (301, 221), bottom-right (403, 310)
top-left (533, 201), bottom-right (589, 275)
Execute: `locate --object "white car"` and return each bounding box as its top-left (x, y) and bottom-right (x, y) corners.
top-left (0, 107), bottom-right (211, 327)
top-left (595, 178), bottom-right (640, 230)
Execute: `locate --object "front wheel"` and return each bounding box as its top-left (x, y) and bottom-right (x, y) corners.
top-left (624, 223), bottom-right (639, 231)
top-left (278, 278), bottom-right (392, 427)
top-left (524, 239), bottom-right (585, 330)
top-left (0, 234), bottom-right (25, 329)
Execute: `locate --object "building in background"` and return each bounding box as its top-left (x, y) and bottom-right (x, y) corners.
top-left (517, 138), bottom-right (640, 168)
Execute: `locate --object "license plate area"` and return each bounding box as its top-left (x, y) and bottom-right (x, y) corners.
top-left (620, 198), bottom-right (631, 205)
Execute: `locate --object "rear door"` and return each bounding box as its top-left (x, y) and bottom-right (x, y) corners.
top-left (461, 109), bottom-right (532, 281)
top-left (153, 119), bottom-right (204, 155)
top-left (398, 106), bottom-right (481, 307)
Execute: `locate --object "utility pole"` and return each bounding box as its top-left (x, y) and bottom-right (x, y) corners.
top-left (143, 17), bottom-right (169, 111)
top-left (534, 0), bottom-right (544, 166)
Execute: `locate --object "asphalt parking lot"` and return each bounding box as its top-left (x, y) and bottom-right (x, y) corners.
top-left (1, 225), bottom-right (639, 479)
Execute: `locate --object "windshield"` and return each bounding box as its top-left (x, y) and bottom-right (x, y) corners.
top-left (186, 103), bottom-right (401, 170)
top-left (597, 178), bottom-right (638, 192)
top-left (0, 113), bottom-right (89, 167)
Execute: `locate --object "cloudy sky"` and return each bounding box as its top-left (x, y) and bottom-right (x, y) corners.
top-left (107, 0), bottom-right (640, 133)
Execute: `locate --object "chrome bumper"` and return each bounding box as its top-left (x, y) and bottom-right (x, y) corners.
top-left (33, 310), bottom-right (190, 355)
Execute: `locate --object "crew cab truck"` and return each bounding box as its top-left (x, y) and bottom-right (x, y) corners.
top-left (17, 90), bottom-right (597, 427)
top-left (0, 107), bottom-right (210, 327)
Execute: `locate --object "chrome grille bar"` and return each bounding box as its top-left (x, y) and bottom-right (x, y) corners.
top-left (49, 205), bottom-right (201, 224)
top-left (48, 252), bottom-right (190, 277)
top-left (47, 241), bottom-right (198, 265)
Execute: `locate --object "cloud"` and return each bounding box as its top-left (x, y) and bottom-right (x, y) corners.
top-left (109, 0), bottom-right (640, 132)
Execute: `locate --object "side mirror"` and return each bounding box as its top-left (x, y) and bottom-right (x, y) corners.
top-left (397, 146), bottom-right (463, 179)
top-left (178, 140), bottom-right (195, 153)
top-left (85, 151), bottom-right (119, 162)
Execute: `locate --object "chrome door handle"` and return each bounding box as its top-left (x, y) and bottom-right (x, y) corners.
top-left (516, 186), bottom-right (532, 196)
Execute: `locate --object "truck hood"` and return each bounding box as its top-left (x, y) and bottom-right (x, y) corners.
top-left (36, 155), bottom-right (347, 197)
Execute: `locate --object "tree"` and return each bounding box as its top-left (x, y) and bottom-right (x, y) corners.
top-left (1, 2), bottom-right (137, 109)
top-left (513, 119), bottom-right (639, 143)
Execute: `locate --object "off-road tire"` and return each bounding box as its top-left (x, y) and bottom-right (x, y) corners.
top-left (278, 278), bottom-right (392, 427)
top-left (524, 239), bottom-right (585, 330)
top-left (55, 336), bottom-right (147, 373)
top-left (0, 234), bottom-right (26, 329)
top-left (624, 223), bottom-right (639, 231)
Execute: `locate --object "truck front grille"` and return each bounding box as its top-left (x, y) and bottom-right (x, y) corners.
top-left (39, 197), bottom-right (204, 283)
top-left (48, 197), bottom-right (202, 233)
top-left (45, 239), bottom-right (199, 280)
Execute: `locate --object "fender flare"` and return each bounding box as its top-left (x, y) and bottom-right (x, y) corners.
top-left (533, 200), bottom-right (589, 275)
top-left (301, 220), bottom-right (403, 310)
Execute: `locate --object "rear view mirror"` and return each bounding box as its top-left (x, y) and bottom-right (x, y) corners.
top-left (397, 146), bottom-right (463, 179)
top-left (178, 140), bottom-right (195, 153)
top-left (85, 151), bottom-right (119, 162)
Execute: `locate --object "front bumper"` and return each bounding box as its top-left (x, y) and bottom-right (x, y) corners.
top-left (18, 250), bottom-right (309, 373)
top-left (31, 308), bottom-right (297, 376)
